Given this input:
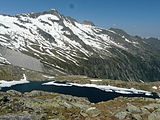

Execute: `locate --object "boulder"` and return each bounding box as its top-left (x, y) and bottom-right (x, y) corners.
top-left (143, 104), bottom-right (160, 111)
top-left (115, 111), bottom-right (128, 119)
top-left (148, 110), bottom-right (160, 120)
top-left (80, 110), bottom-right (88, 117)
top-left (140, 108), bottom-right (150, 115)
top-left (0, 95), bottom-right (11, 103)
top-left (52, 111), bottom-right (59, 115)
top-left (126, 104), bottom-right (141, 113)
top-left (85, 107), bottom-right (101, 117)
top-left (6, 90), bottom-right (22, 96)
top-left (51, 118), bottom-right (65, 120)
top-left (24, 90), bottom-right (53, 97)
top-left (131, 114), bottom-right (142, 120)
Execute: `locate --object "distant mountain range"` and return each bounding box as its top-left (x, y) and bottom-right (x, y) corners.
top-left (0, 9), bottom-right (160, 82)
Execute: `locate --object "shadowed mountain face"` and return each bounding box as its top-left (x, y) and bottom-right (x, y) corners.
top-left (0, 9), bottom-right (160, 82)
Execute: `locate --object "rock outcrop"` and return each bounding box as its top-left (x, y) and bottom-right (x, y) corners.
top-left (0, 90), bottom-right (101, 120)
top-left (115, 102), bottom-right (160, 120)
top-left (0, 90), bottom-right (160, 120)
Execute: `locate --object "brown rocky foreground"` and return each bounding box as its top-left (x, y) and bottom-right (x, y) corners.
top-left (0, 90), bottom-right (160, 120)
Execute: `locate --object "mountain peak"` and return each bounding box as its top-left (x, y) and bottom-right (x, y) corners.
top-left (46, 9), bottom-right (59, 14)
top-left (15, 9), bottom-right (60, 18)
top-left (82, 20), bottom-right (95, 26)
top-left (109, 28), bottom-right (129, 36)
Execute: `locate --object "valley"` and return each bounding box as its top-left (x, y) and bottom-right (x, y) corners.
top-left (0, 9), bottom-right (160, 120)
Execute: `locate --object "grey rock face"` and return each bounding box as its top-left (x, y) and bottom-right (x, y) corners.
top-left (82, 20), bottom-right (95, 26)
top-left (0, 46), bottom-right (44, 72)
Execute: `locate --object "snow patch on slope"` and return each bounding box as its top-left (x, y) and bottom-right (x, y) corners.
top-left (0, 54), bottom-right (11, 64)
top-left (0, 74), bottom-right (29, 88)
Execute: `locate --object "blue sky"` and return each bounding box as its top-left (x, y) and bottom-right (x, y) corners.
top-left (0, 0), bottom-right (159, 38)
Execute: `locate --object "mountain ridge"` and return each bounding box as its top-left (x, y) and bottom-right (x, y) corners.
top-left (0, 9), bottom-right (160, 82)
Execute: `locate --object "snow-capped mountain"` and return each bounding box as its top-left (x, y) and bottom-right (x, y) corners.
top-left (0, 9), bottom-right (160, 82)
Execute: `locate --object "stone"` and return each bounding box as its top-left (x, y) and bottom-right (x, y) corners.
top-left (52, 111), bottom-right (59, 115)
top-left (24, 90), bottom-right (53, 97)
top-left (131, 114), bottom-right (142, 120)
top-left (85, 107), bottom-right (101, 117)
top-left (115, 111), bottom-right (128, 119)
top-left (126, 104), bottom-right (141, 113)
top-left (143, 104), bottom-right (160, 111)
top-left (80, 111), bottom-right (88, 117)
top-left (71, 102), bottom-right (90, 109)
top-left (0, 96), bottom-right (11, 103)
top-left (6, 90), bottom-right (22, 96)
top-left (51, 118), bottom-right (65, 120)
top-left (148, 110), bottom-right (160, 120)
top-left (140, 107), bottom-right (150, 115)
top-left (62, 101), bottom-right (73, 108)
top-left (22, 110), bottom-right (29, 114)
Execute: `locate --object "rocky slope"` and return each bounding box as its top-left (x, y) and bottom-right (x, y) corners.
top-left (0, 9), bottom-right (160, 82)
top-left (0, 90), bottom-right (160, 120)
top-left (0, 64), bottom-right (58, 81)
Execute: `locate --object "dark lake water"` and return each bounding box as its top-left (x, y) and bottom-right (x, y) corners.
top-left (0, 81), bottom-right (159, 103)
